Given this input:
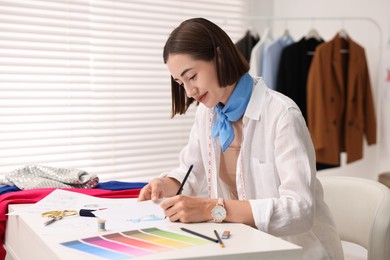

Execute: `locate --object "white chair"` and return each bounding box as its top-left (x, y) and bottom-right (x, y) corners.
top-left (318, 176), bottom-right (390, 260)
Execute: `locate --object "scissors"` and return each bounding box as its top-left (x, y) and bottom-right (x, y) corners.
top-left (41, 210), bottom-right (78, 226)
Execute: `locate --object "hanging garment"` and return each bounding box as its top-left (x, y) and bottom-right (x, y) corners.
top-left (262, 34), bottom-right (294, 89)
top-left (249, 27), bottom-right (273, 77)
top-left (275, 36), bottom-right (339, 171)
top-left (276, 37), bottom-right (324, 122)
top-left (235, 30), bottom-right (260, 63)
top-left (307, 34), bottom-right (376, 165)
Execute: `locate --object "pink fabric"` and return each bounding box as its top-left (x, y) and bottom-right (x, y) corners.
top-left (0, 188), bottom-right (141, 260)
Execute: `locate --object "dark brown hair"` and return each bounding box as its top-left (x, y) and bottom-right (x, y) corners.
top-left (163, 18), bottom-right (249, 117)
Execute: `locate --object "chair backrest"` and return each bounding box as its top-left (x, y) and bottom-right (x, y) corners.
top-left (319, 176), bottom-right (390, 260)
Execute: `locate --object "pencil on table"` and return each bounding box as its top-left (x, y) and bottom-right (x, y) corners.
top-left (180, 227), bottom-right (218, 243)
top-left (214, 230), bottom-right (225, 248)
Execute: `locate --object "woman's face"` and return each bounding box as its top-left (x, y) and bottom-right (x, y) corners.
top-left (166, 53), bottom-right (235, 108)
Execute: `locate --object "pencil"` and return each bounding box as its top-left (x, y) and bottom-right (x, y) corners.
top-left (176, 164), bottom-right (194, 195)
top-left (180, 227), bottom-right (218, 243)
top-left (214, 230), bottom-right (225, 248)
top-left (165, 164), bottom-right (194, 219)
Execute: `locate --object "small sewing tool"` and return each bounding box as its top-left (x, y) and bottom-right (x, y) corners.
top-left (221, 230), bottom-right (231, 239)
top-left (97, 218), bottom-right (106, 231)
top-left (41, 210), bottom-right (78, 226)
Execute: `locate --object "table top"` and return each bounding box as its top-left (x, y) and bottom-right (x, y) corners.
top-left (5, 204), bottom-right (302, 260)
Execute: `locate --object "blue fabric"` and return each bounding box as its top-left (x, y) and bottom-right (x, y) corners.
top-left (96, 181), bottom-right (147, 190)
top-left (0, 185), bottom-right (20, 195)
top-left (212, 73), bottom-right (253, 152)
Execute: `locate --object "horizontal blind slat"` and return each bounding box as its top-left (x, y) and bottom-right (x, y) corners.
top-left (0, 0), bottom-right (248, 181)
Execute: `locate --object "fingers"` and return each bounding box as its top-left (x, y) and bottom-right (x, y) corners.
top-left (151, 184), bottom-right (161, 202)
top-left (137, 178), bottom-right (164, 202)
top-left (160, 195), bottom-right (178, 210)
top-left (160, 196), bottom-right (186, 222)
top-left (161, 196), bottom-right (208, 223)
top-left (137, 184), bottom-right (152, 201)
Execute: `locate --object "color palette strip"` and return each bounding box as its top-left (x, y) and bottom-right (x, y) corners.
top-left (142, 227), bottom-right (210, 245)
top-left (122, 230), bottom-right (191, 248)
top-left (61, 240), bottom-right (130, 260)
top-left (61, 227), bottom-right (213, 259)
top-left (104, 233), bottom-right (170, 252)
top-left (82, 236), bottom-right (151, 256)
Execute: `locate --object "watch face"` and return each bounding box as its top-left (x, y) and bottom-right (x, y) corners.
top-left (211, 205), bottom-right (226, 221)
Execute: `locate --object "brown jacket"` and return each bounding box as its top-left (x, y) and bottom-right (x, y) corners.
top-left (307, 34), bottom-right (376, 165)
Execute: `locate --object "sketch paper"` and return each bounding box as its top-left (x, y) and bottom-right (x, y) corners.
top-left (93, 199), bottom-right (167, 230)
top-left (8, 189), bottom-right (167, 233)
top-left (8, 189), bottom-right (126, 215)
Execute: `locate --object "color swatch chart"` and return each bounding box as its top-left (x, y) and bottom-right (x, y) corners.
top-left (60, 227), bottom-right (212, 259)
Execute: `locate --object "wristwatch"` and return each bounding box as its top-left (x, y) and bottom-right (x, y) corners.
top-left (211, 198), bottom-right (227, 223)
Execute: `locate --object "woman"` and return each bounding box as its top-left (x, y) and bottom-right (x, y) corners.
top-left (138, 18), bottom-right (344, 260)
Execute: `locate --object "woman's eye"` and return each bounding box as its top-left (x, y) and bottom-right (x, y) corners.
top-left (189, 74), bottom-right (197, 81)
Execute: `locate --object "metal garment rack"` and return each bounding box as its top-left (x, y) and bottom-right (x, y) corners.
top-left (221, 16), bottom-right (383, 176)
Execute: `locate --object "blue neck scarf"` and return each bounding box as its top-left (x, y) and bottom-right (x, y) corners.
top-left (212, 73), bottom-right (253, 152)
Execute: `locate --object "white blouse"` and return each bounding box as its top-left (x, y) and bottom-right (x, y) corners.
top-left (160, 78), bottom-right (344, 260)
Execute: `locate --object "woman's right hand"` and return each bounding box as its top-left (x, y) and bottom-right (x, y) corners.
top-left (137, 178), bottom-right (165, 202)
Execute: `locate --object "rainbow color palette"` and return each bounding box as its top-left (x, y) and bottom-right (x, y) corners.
top-left (60, 227), bottom-right (212, 259)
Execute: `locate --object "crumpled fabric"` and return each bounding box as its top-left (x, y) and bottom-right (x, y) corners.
top-left (0, 165), bottom-right (99, 190)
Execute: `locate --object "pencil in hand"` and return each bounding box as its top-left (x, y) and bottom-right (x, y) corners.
top-left (165, 164), bottom-right (193, 219)
top-left (176, 164), bottom-right (194, 195)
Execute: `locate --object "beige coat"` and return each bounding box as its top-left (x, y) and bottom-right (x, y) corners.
top-left (307, 34), bottom-right (376, 165)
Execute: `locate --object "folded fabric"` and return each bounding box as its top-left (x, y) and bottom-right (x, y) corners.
top-left (0, 185), bottom-right (19, 195)
top-left (0, 181), bottom-right (148, 195)
top-left (96, 181), bottom-right (147, 190)
top-left (0, 165), bottom-right (99, 190)
top-left (0, 187), bottom-right (142, 259)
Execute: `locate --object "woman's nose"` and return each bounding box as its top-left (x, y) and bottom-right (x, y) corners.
top-left (184, 84), bottom-right (198, 98)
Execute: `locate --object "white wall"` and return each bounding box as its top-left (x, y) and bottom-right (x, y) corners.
top-left (251, 0), bottom-right (390, 180)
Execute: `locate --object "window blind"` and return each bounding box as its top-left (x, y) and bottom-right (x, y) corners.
top-left (0, 0), bottom-right (249, 182)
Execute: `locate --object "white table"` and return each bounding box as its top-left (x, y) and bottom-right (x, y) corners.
top-left (5, 204), bottom-right (302, 260)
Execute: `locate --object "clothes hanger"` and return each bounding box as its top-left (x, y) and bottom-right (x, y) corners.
top-left (247, 26), bottom-right (259, 40)
top-left (338, 29), bottom-right (348, 39)
top-left (305, 28), bottom-right (322, 41)
top-left (338, 29), bottom-right (349, 54)
top-left (282, 28), bottom-right (290, 37)
top-left (305, 28), bottom-right (322, 55)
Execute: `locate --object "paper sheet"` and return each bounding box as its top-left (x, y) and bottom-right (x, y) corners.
top-left (93, 198), bottom-right (167, 230)
top-left (7, 189), bottom-right (124, 215)
top-left (8, 189), bottom-right (168, 233)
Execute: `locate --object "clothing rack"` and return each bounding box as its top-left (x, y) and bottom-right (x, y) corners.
top-left (221, 16), bottom-right (384, 177)
top-left (221, 16), bottom-right (382, 48)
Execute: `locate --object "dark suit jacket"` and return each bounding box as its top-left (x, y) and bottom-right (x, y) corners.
top-left (235, 31), bottom-right (260, 63)
top-left (307, 34), bottom-right (376, 165)
top-left (276, 37), bottom-right (324, 121)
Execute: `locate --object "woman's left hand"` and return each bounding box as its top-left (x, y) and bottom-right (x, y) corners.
top-left (160, 195), bottom-right (213, 223)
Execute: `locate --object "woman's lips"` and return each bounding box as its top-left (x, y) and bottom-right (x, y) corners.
top-left (197, 92), bottom-right (207, 102)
